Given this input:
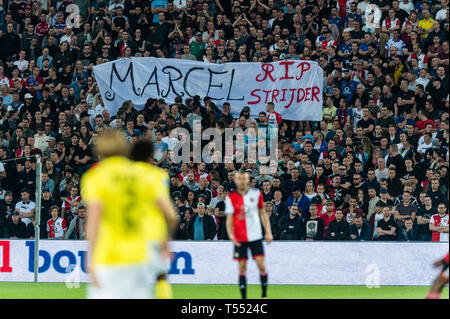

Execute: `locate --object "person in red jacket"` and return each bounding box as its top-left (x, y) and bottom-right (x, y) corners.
top-left (426, 252), bottom-right (449, 299)
top-left (320, 199), bottom-right (336, 238)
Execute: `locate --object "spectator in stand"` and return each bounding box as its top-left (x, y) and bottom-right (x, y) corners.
top-left (427, 178), bottom-right (447, 207)
top-left (398, 217), bottom-right (418, 241)
top-left (14, 188), bottom-right (35, 227)
top-left (376, 206), bottom-right (398, 241)
top-left (320, 199), bottom-right (336, 238)
top-left (60, 185), bottom-right (81, 222)
top-left (47, 205), bottom-right (67, 240)
top-left (186, 202), bottom-right (216, 240)
top-left (416, 195), bottom-right (434, 241)
top-left (327, 208), bottom-right (349, 240)
top-left (429, 203), bottom-right (449, 242)
top-left (343, 196), bottom-right (364, 225)
top-left (286, 185), bottom-right (311, 216)
top-left (0, 191), bottom-right (15, 233)
top-left (278, 205), bottom-right (304, 240)
top-left (393, 191), bottom-right (417, 228)
top-left (304, 204), bottom-right (324, 241)
top-left (6, 211), bottom-right (26, 239)
top-left (65, 205), bottom-right (87, 240)
top-left (265, 201), bottom-right (279, 240)
top-left (350, 215), bottom-right (372, 241)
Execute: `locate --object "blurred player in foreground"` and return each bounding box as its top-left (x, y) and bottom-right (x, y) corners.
top-left (129, 138), bottom-right (177, 299)
top-left (225, 171), bottom-right (273, 299)
top-left (426, 252), bottom-right (449, 299)
top-left (82, 131), bottom-right (175, 299)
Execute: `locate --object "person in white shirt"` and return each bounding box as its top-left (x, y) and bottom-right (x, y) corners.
top-left (417, 130), bottom-right (437, 147)
top-left (357, 0), bottom-right (370, 15)
top-left (59, 26), bottom-right (74, 44)
top-left (352, 97), bottom-right (364, 127)
top-left (385, 30), bottom-right (405, 56)
top-left (13, 50), bottom-right (29, 73)
top-left (417, 133), bottom-right (434, 154)
top-left (375, 157), bottom-right (389, 182)
top-left (399, 0), bottom-right (415, 14)
top-left (15, 189), bottom-right (36, 227)
top-left (210, 184), bottom-right (226, 208)
top-left (415, 69), bottom-right (430, 88)
top-left (108, 0), bottom-right (125, 11)
top-left (173, 0), bottom-right (187, 9)
top-left (435, 0), bottom-right (448, 21)
top-left (34, 124), bottom-right (52, 153)
top-left (162, 135), bottom-right (180, 151)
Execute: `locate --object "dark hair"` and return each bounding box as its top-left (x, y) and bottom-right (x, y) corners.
top-left (129, 138), bottom-right (154, 162)
top-left (80, 137), bottom-right (89, 145)
top-left (50, 205), bottom-right (60, 214)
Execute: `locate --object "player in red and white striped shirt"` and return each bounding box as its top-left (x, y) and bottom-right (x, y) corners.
top-left (225, 171), bottom-right (273, 299)
top-left (426, 252), bottom-right (449, 299)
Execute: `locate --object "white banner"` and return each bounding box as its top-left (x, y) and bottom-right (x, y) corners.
top-left (0, 240), bottom-right (88, 283)
top-left (0, 240), bottom-right (447, 286)
top-left (92, 58), bottom-right (324, 121)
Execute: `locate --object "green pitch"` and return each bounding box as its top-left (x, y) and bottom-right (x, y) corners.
top-left (0, 283), bottom-right (448, 299)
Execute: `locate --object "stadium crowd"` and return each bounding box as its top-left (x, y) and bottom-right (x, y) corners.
top-left (0, 0), bottom-right (448, 242)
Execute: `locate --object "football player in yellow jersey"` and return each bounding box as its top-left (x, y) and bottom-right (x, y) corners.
top-left (129, 138), bottom-right (178, 299)
top-left (82, 131), bottom-right (176, 299)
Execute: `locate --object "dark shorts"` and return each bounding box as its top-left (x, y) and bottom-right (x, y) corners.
top-left (233, 239), bottom-right (264, 261)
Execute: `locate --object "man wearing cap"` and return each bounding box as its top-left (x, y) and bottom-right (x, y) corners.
top-left (3, 57), bottom-right (15, 78)
top-left (17, 157), bottom-right (36, 191)
top-left (170, 40), bottom-right (184, 58)
top-left (186, 202), bottom-right (217, 240)
top-left (190, 32), bottom-right (206, 61)
top-left (69, 75), bottom-right (86, 100)
top-left (21, 91), bottom-right (37, 111)
top-left (6, 211), bottom-right (27, 239)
